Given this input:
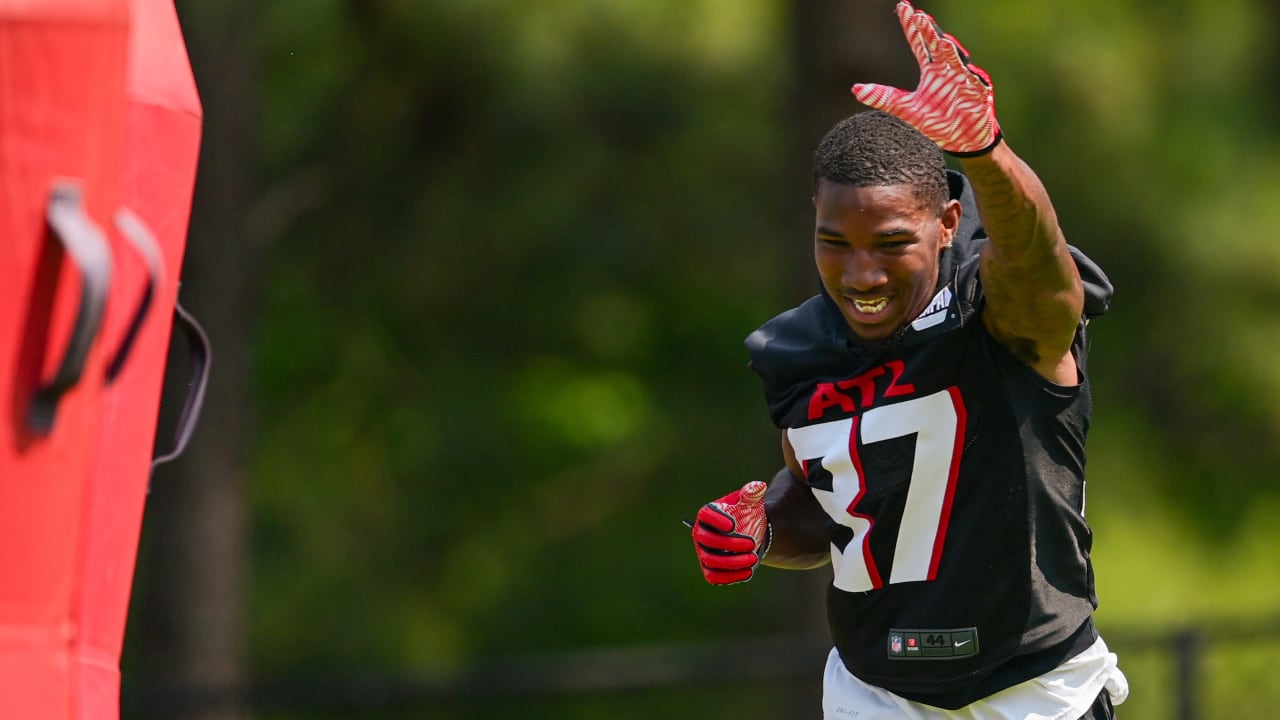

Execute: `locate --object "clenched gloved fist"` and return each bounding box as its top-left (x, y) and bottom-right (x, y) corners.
top-left (852, 1), bottom-right (1002, 156)
top-left (692, 481), bottom-right (772, 585)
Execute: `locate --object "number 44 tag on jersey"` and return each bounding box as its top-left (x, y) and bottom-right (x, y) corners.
top-left (888, 628), bottom-right (979, 660)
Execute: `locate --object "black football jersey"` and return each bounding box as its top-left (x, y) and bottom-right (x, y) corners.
top-left (745, 173), bottom-right (1114, 708)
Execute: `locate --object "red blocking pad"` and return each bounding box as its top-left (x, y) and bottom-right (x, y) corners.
top-left (74, 0), bottom-right (202, 718)
top-left (0, 0), bottom-right (130, 717)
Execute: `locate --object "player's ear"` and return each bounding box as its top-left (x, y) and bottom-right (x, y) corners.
top-left (939, 198), bottom-right (961, 246)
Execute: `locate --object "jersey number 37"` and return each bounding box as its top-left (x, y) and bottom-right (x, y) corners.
top-left (787, 388), bottom-right (966, 593)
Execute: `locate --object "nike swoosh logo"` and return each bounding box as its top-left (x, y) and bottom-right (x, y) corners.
top-left (953, 639), bottom-right (972, 648)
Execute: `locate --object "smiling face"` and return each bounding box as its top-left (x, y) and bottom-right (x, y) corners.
top-left (813, 179), bottom-right (961, 341)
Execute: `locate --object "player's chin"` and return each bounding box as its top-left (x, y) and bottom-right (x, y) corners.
top-left (843, 316), bottom-right (900, 341)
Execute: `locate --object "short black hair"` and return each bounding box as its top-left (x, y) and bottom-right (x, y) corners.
top-left (813, 111), bottom-right (948, 211)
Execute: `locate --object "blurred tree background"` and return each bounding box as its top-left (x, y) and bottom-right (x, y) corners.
top-left (123, 0), bottom-right (1280, 718)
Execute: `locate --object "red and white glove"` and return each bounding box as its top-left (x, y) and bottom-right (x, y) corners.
top-left (852, 1), bottom-right (1002, 156)
top-left (691, 481), bottom-right (771, 585)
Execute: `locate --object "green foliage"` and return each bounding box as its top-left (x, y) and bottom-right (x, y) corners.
top-left (250, 0), bottom-right (795, 678)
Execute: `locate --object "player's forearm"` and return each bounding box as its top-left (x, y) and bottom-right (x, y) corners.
top-left (956, 141), bottom-right (1070, 271)
top-left (959, 141), bottom-right (1084, 354)
top-left (763, 467), bottom-right (831, 570)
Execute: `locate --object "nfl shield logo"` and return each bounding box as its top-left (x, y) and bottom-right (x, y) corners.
top-left (891, 635), bottom-right (903, 654)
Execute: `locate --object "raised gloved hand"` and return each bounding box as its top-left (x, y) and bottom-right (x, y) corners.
top-left (692, 481), bottom-right (771, 585)
top-left (852, 1), bottom-right (1001, 156)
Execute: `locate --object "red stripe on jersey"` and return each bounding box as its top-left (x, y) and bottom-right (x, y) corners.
top-left (927, 386), bottom-right (967, 580)
top-left (846, 416), bottom-right (884, 589)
